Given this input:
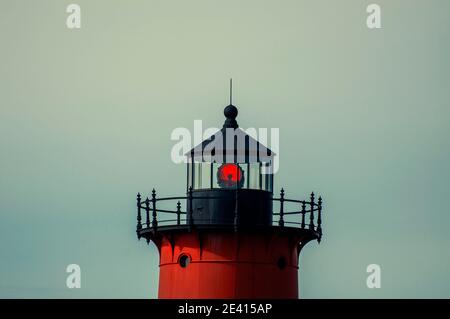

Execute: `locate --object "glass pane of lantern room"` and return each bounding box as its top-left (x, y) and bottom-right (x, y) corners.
top-left (187, 161), bottom-right (191, 189)
top-left (194, 162), bottom-right (202, 189)
top-left (212, 163), bottom-right (220, 189)
top-left (261, 169), bottom-right (267, 191)
top-left (260, 162), bottom-right (271, 191)
top-left (240, 164), bottom-right (248, 189)
top-left (249, 163), bottom-right (260, 189)
top-left (201, 163), bottom-right (211, 189)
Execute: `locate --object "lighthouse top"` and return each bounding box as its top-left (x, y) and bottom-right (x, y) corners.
top-left (135, 93), bottom-right (323, 243)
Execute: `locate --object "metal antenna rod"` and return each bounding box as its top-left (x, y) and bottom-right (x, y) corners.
top-left (230, 78), bottom-right (233, 105)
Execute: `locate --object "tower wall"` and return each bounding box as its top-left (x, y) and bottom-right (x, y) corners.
top-left (156, 231), bottom-right (303, 298)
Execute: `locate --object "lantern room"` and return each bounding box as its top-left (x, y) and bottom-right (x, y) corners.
top-left (187, 104), bottom-right (274, 192)
top-left (185, 104), bottom-right (275, 226)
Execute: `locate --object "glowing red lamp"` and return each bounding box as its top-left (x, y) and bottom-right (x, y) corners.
top-left (217, 163), bottom-right (244, 189)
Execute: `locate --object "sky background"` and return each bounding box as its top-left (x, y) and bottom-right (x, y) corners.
top-left (1, 0), bottom-right (450, 298)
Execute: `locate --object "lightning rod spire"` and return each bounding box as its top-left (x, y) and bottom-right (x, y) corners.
top-left (230, 78), bottom-right (233, 105)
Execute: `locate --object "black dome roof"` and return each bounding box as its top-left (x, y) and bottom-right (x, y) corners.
top-left (186, 105), bottom-right (274, 163)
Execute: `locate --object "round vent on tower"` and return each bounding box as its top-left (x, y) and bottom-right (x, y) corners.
top-left (179, 254), bottom-right (191, 268)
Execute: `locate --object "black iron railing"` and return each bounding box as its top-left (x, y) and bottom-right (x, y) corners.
top-left (136, 187), bottom-right (323, 241)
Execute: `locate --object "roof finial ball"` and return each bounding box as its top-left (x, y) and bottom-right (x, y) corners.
top-left (223, 104), bottom-right (238, 128)
top-left (224, 104), bottom-right (238, 119)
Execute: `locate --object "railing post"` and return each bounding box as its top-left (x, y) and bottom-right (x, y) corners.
top-left (151, 189), bottom-right (158, 229)
top-left (279, 188), bottom-right (285, 227)
top-left (301, 201), bottom-right (306, 229)
top-left (145, 197), bottom-right (150, 228)
top-left (309, 192), bottom-right (315, 230)
top-left (317, 196), bottom-right (322, 242)
top-left (188, 186), bottom-right (193, 227)
top-left (176, 201), bottom-right (181, 225)
top-left (136, 193), bottom-right (142, 231)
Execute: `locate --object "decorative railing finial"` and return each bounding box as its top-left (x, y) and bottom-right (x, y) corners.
top-left (176, 201), bottom-right (181, 225)
top-left (301, 201), bottom-right (306, 229)
top-left (136, 193), bottom-right (142, 231)
top-left (145, 197), bottom-right (150, 228)
top-left (317, 196), bottom-right (323, 242)
top-left (279, 188), bottom-right (285, 227)
top-left (151, 189), bottom-right (158, 229)
top-left (188, 186), bottom-right (193, 228)
top-left (309, 192), bottom-right (315, 230)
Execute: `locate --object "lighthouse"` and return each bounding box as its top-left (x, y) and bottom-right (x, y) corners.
top-left (135, 100), bottom-right (323, 299)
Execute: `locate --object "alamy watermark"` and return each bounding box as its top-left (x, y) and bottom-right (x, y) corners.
top-left (66, 4), bottom-right (81, 29)
top-left (170, 120), bottom-right (280, 174)
top-left (66, 264), bottom-right (81, 289)
top-left (366, 264), bottom-right (381, 289)
top-left (366, 4), bottom-right (381, 29)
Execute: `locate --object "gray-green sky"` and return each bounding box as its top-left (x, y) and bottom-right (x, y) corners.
top-left (1, 0), bottom-right (450, 298)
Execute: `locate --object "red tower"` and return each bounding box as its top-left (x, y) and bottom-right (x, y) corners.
top-left (136, 103), bottom-right (323, 299)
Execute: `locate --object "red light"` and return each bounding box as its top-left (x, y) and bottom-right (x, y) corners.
top-left (217, 164), bottom-right (244, 188)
